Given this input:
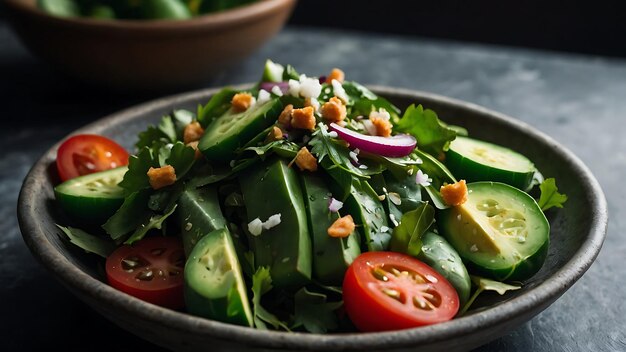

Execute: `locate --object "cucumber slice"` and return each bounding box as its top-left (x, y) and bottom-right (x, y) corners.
top-left (199, 99), bottom-right (283, 162)
top-left (437, 182), bottom-right (549, 281)
top-left (177, 185), bottom-right (227, 256)
top-left (300, 172), bottom-right (360, 286)
top-left (184, 228), bottom-right (253, 327)
top-left (418, 232), bottom-right (471, 306)
top-left (54, 167), bottom-right (127, 225)
top-left (446, 136), bottom-right (536, 190)
top-left (262, 59), bottom-right (285, 83)
top-left (238, 158), bottom-right (312, 288)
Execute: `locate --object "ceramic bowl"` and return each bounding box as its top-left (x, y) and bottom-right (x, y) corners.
top-left (17, 86), bottom-right (607, 351)
top-left (4, 0), bottom-right (296, 92)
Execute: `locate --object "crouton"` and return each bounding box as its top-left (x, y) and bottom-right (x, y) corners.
top-left (147, 165), bottom-right (177, 190)
top-left (440, 180), bottom-right (468, 206)
top-left (321, 97), bottom-right (347, 123)
top-left (290, 106), bottom-right (316, 130)
top-left (294, 147), bottom-right (318, 172)
top-left (183, 121), bottom-right (204, 144)
top-left (186, 141), bottom-right (203, 160)
top-left (327, 215), bottom-right (355, 238)
top-left (231, 93), bottom-right (255, 112)
top-left (325, 68), bottom-right (345, 84)
top-left (278, 104), bottom-right (294, 127)
top-left (370, 116), bottom-right (393, 137)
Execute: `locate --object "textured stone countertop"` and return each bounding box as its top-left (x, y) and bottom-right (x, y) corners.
top-left (1, 22), bottom-right (625, 351)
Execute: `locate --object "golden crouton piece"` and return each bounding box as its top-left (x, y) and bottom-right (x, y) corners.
top-left (278, 104), bottom-right (294, 127)
top-left (147, 165), bottom-right (177, 190)
top-left (440, 180), bottom-right (468, 206)
top-left (267, 126), bottom-right (284, 142)
top-left (321, 97), bottom-right (347, 123)
top-left (370, 116), bottom-right (393, 137)
top-left (328, 215), bottom-right (355, 238)
top-left (294, 147), bottom-right (318, 172)
top-left (183, 121), bottom-right (204, 144)
top-left (325, 68), bottom-right (345, 84)
top-left (290, 106), bottom-right (316, 131)
top-left (231, 93), bottom-right (254, 112)
top-left (186, 141), bottom-right (203, 160)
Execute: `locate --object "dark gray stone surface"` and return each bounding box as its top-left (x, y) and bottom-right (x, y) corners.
top-left (1, 22), bottom-right (624, 351)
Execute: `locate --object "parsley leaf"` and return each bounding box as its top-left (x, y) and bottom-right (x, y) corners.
top-left (343, 81), bottom-right (401, 119)
top-left (136, 109), bottom-right (194, 149)
top-left (293, 288), bottom-right (342, 333)
top-left (390, 202), bottom-right (435, 256)
top-left (102, 190), bottom-right (151, 241)
top-left (56, 225), bottom-right (115, 258)
top-left (395, 104), bottom-right (457, 158)
top-left (251, 267), bottom-right (290, 330)
top-left (124, 203), bottom-right (178, 245)
top-left (459, 276), bottom-right (522, 315)
top-left (118, 147), bottom-right (159, 194)
top-left (537, 178), bottom-right (568, 211)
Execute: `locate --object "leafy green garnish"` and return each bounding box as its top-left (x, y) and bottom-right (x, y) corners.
top-left (251, 267), bottom-right (290, 330)
top-left (459, 276), bottom-right (522, 315)
top-left (282, 64), bottom-right (300, 81)
top-left (136, 109), bottom-right (194, 149)
top-left (118, 147), bottom-right (159, 194)
top-left (56, 225), bottom-right (115, 258)
top-left (395, 104), bottom-right (457, 158)
top-left (343, 81), bottom-right (401, 119)
top-left (537, 178), bottom-right (567, 211)
top-left (293, 288), bottom-right (342, 333)
top-left (412, 149), bottom-right (457, 210)
top-left (164, 142), bottom-right (196, 180)
top-left (124, 203), bottom-right (178, 245)
top-left (390, 202), bottom-right (435, 256)
top-left (102, 190), bottom-right (151, 241)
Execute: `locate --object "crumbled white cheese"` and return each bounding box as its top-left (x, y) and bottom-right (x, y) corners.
top-left (262, 213), bottom-right (282, 230)
top-left (369, 108), bottom-right (391, 121)
top-left (328, 197), bottom-right (344, 213)
top-left (328, 131), bottom-right (338, 138)
top-left (298, 75), bottom-right (322, 99)
top-left (288, 79), bottom-right (301, 97)
top-left (331, 79), bottom-right (349, 103)
top-left (415, 169), bottom-right (432, 187)
top-left (257, 89), bottom-right (271, 105)
top-left (248, 218), bottom-right (263, 236)
top-left (271, 85), bottom-right (283, 96)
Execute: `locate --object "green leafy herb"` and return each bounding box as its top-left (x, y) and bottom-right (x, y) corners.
top-left (56, 225), bottom-right (115, 258)
top-left (124, 203), bottom-right (178, 245)
top-left (136, 110), bottom-right (194, 149)
top-left (164, 142), bottom-right (196, 180)
top-left (459, 276), bottom-right (522, 315)
top-left (118, 147), bottom-right (159, 193)
top-left (343, 81), bottom-right (401, 119)
top-left (537, 178), bottom-right (567, 211)
top-left (395, 104), bottom-right (457, 158)
top-left (282, 64), bottom-right (300, 81)
top-left (293, 288), bottom-right (342, 333)
top-left (102, 190), bottom-right (151, 241)
top-left (251, 267), bottom-right (290, 330)
top-left (390, 202), bottom-right (435, 256)
top-left (412, 148), bottom-right (457, 210)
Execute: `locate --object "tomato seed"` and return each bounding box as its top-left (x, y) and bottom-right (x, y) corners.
top-left (136, 270), bottom-right (154, 281)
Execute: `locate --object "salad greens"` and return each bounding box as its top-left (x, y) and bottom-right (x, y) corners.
top-left (53, 60), bottom-right (567, 333)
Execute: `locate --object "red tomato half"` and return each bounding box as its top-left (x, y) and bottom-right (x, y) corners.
top-left (106, 237), bottom-right (185, 310)
top-left (56, 134), bottom-right (129, 181)
top-left (343, 252), bottom-right (459, 332)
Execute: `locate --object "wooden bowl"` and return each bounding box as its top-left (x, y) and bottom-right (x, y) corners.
top-left (4, 0), bottom-right (296, 92)
top-left (17, 86), bottom-right (607, 351)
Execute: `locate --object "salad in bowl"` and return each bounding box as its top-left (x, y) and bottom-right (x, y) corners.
top-left (52, 60), bottom-right (567, 333)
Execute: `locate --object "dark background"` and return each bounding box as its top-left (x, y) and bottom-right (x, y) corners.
top-left (288, 0), bottom-right (626, 57)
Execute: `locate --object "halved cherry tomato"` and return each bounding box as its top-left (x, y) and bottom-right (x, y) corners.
top-left (106, 237), bottom-right (185, 310)
top-left (56, 134), bottom-right (129, 181)
top-left (343, 251), bottom-right (459, 332)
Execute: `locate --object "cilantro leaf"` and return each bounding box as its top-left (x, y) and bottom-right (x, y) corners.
top-left (118, 147), bottom-right (159, 194)
top-left (102, 190), bottom-right (151, 241)
top-left (124, 203), bottom-right (178, 245)
top-left (56, 225), bottom-right (115, 258)
top-left (537, 178), bottom-right (568, 211)
top-left (310, 123), bottom-right (380, 178)
top-left (459, 276), bottom-right (522, 315)
top-left (395, 104), bottom-right (457, 158)
top-left (293, 288), bottom-right (342, 333)
top-left (136, 125), bottom-right (168, 150)
top-left (251, 267), bottom-right (290, 330)
top-left (136, 110), bottom-right (194, 150)
top-left (390, 202), bottom-right (435, 256)
top-left (165, 142), bottom-right (196, 180)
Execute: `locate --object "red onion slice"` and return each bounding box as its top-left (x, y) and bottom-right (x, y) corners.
top-left (329, 123), bottom-right (416, 157)
top-left (259, 81), bottom-right (289, 94)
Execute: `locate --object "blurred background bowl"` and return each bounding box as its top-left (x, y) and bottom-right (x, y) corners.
top-left (4, 0), bottom-right (296, 92)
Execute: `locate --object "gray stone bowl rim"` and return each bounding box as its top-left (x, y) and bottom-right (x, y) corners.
top-left (17, 85), bottom-right (608, 350)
